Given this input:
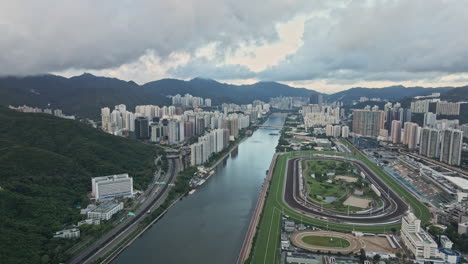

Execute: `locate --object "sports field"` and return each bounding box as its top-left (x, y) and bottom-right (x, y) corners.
top-left (247, 145), bottom-right (431, 264)
top-left (302, 236), bottom-right (350, 248)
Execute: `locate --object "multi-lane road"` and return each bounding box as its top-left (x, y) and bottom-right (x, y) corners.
top-left (67, 157), bottom-right (180, 264)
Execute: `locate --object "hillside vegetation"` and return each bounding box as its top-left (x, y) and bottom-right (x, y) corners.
top-left (0, 74), bottom-right (317, 119)
top-left (0, 107), bottom-right (158, 264)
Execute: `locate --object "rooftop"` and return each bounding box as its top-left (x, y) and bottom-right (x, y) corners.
top-left (444, 176), bottom-right (468, 191)
top-left (93, 173), bottom-right (130, 182)
top-left (90, 201), bottom-right (122, 213)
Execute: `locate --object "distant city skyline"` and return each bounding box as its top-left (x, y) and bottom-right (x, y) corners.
top-left (2, 1), bottom-right (468, 93)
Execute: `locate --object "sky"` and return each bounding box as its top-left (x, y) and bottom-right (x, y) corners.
top-left (1, 0), bottom-right (468, 93)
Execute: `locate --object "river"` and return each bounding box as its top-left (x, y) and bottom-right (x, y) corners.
top-left (112, 113), bottom-right (285, 264)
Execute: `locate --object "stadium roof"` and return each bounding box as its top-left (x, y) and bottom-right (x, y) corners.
top-left (444, 176), bottom-right (468, 191)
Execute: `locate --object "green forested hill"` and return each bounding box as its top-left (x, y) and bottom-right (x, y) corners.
top-left (0, 107), bottom-right (158, 264)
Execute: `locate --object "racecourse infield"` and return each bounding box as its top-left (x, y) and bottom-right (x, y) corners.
top-left (247, 148), bottom-right (431, 264)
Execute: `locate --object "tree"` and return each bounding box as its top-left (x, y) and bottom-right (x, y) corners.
top-left (373, 254), bottom-right (381, 263)
top-left (359, 248), bottom-right (367, 262)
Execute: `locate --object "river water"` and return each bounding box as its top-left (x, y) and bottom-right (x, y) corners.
top-left (112, 114), bottom-right (285, 264)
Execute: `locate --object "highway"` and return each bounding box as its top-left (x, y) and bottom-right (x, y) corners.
top-left (67, 157), bottom-right (180, 264)
top-left (284, 156), bottom-right (408, 224)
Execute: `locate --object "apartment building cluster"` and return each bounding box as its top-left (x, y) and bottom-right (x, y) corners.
top-left (189, 110), bottom-right (261, 165)
top-left (9, 105), bottom-right (76, 119)
top-left (359, 97), bottom-right (382, 102)
top-left (302, 104), bottom-right (341, 127)
top-left (411, 98), bottom-right (462, 116)
top-left (351, 107), bottom-right (385, 138)
top-left (101, 99), bottom-right (269, 145)
top-left (351, 101), bottom-right (465, 166)
top-left (325, 124), bottom-right (349, 138)
top-left (172, 94), bottom-right (211, 108)
top-left (269, 96), bottom-right (309, 110)
top-left (419, 128), bottom-right (464, 166)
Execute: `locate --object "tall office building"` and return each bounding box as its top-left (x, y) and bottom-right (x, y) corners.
top-left (101, 107), bottom-right (111, 132)
top-left (309, 94), bottom-right (323, 105)
top-left (399, 108), bottom-right (412, 125)
top-left (325, 124), bottom-right (334, 137)
top-left (424, 112), bottom-right (437, 127)
top-left (440, 129), bottom-right (463, 166)
top-left (150, 123), bottom-right (164, 142)
top-left (404, 122), bottom-right (419, 150)
top-left (195, 117), bottom-right (205, 136)
top-left (341, 126), bottom-right (349, 138)
top-left (332, 125), bottom-right (341, 137)
top-left (352, 109), bottom-right (385, 138)
top-left (419, 128), bottom-right (441, 158)
top-left (461, 124), bottom-right (468, 138)
top-left (184, 121), bottom-right (194, 139)
top-left (91, 174), bottom-right (133, 201)
top-left (391, 120), bottom-right (402, 144)
top-left (135, 117), bottom-right (150, 139)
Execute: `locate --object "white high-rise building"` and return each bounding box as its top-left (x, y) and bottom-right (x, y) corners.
top-left (325, 124), bottom-right (334, 137)
top-left (391, 120), bottom-right (402, 144)
top-left (436, 101), bottom-right (460, 116)
top-left (101, 107), bottom-right (111, 132)
top-left (424, 112), bottom-right (437, 127)
top-left (91, 174), bottom-right (133, 201)
top-left (401, 212), bottom-right (443, 264)
top-left (332, 125), bottom-right (341, 137)
top-left (404, 122), bottom-right (419, 150)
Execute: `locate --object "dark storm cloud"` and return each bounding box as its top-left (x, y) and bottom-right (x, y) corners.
top-left (0, 0), bottom-right (318, 76)
top-left (168, 57), bottom-right (256, 80)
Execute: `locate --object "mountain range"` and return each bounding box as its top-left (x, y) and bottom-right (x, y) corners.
top-left (326, 85), bottom-right (457, 104)
top-left (0, 73), bottom-right (466, 119)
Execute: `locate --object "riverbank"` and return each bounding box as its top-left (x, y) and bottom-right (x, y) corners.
top-left (205, 113), bottom-right (272, 170)
top-left (111, 114), bottom-right (286, 264)
top-left (237, 153), bottom-right (278, 264)
top-left (98, 193), bottom-right (185, 264)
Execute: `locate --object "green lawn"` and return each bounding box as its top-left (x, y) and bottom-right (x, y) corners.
top-left (247, 147), bottom-right (431, 264)
top-left (302, 236), bottom-right (350, 248)
top-left (302, 159), bottom-right (381, 212)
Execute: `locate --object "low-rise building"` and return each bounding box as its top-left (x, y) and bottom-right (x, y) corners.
top-left (87, 201), bottom-right (124, 221)
top-left (440, 235), bottom-right (453, 249)
top-left (53, 228), bottom-right (80, 239)
top-left (315, 138), bottom-right (331, 148)
top-left (458, 222), bottom-right (468, 235)
top-left (77, 218), bottom-right (101, 226)
top-left (284, 221), bottom-right (295, 232)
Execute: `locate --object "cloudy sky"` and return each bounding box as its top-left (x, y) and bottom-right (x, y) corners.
top-left (1, 0), bottom-right (468, 93)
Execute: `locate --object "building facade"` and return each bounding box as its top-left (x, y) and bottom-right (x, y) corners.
top-left (91, 174), bottom-right (133, 201)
